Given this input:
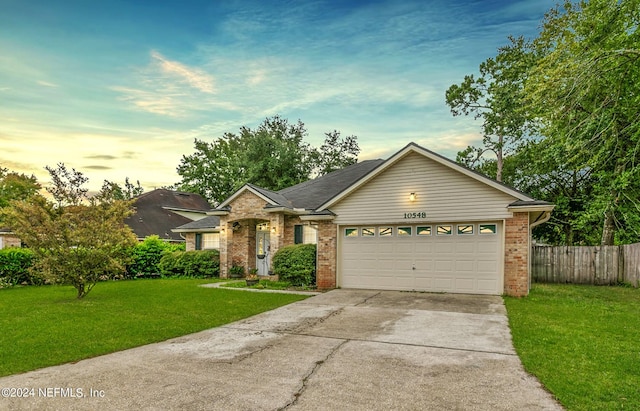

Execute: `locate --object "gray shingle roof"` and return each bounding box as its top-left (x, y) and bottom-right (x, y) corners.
top-left (173, 215), bottom-right (220, 232)
top-left (277, 159), bottom-right (384, 210)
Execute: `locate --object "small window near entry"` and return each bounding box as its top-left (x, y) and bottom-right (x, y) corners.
top-left (397, 227), bottom-right (412, 236)
top-left (437, 225), bottom-right (452, 235)
top-left (457, 224), bottom-right (474, 235)
top-left (417, 226), bottom-right (432, 236)
top-left (379, 227), bottom-right (393, 237)
top-left (303, 225), bottom-right (318, 244)
top-left (345, 228), bottom-right (358, 237)
top-left (479, 224), bottom-right (497, 234)
top-left (202, 233), bottom-right (220, 249)
top-left (362, 227), bottom-right (376, 237)
top-left (294, 225), bottom-right (304, 244)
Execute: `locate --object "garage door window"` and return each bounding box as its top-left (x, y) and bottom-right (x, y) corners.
top-left (397, 227), bottom-right (412, 236)
top-left (379, 227), bottom-right (393, 237)
top-left (437, 225), bottom-right (452, 235)
top-left (479, 224), bottom-right (497, 234)
top-left (345, 228), bottom-right (358, 237)
top-left (362, 227), bottom-right (376, 237)
top-left (417, 226), bottom-right (431, 236)
top-left (457, 224), bottom-right (474, 235)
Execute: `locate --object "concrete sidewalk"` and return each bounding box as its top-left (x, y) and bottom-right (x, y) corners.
top-left (0, 290), bottom-right (562, 410)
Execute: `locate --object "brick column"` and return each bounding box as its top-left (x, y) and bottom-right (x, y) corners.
top-left (504, 212), bottom-right (530, 296)
top-left (219, 218), bottom-right (230, 278)
top-left (269, 214), bottom-right (285, 272)
top-left (316, 221), bottom-right (337, 290)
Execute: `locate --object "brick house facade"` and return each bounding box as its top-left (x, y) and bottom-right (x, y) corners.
top-left (200, 143), bottom-right (552, 296)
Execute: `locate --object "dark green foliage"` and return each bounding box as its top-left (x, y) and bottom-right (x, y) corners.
top-left (272, 244), bottom-right (316, 286)
top-left (177, 116), bottom-right (360, 205)
top-left (0, 248), bottom-right (43, 286)
top-left (158, 250), bottom-right (219, 278)
top-left (127, 236), bottom-right (184, 277)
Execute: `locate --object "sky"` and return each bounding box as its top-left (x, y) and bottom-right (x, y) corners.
top-left (0, 0), bottom-right (558, 193)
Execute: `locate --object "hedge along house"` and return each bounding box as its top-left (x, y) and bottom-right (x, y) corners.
top-left (211, 143), bottom-right (553, 296)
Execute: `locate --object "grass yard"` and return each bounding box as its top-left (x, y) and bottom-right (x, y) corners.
top-left (504, 284), bottom-right (640, 410)
top-left (0, 279), bottom-right (309, 377)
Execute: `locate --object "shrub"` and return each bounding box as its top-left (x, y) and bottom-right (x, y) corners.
top-left (127, 236), bottom-right (184, 278)
top-left (0, 248), bottom-right (43, 286)
top-left (158, 250), bottom-right (219, 278)
top-left (272, 244), bottom-right (316, 286)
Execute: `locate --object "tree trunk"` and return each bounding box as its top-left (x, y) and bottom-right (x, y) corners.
top-left (76, 283), bottom-right (85, 299)
top-left (601, 210), bottom-right (615, 246)
top-left (495, 141), bottom-right (503, 183)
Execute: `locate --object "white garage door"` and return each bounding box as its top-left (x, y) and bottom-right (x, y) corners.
top-left (339, 222), bottom-right (502, 295)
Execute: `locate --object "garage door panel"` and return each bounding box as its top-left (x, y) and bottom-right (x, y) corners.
top-left (477, 260), bottom-right (498, 273)
top-left (477, 279), bottom-right (498, 293)
top-left (455, 278), bottom-right (475, 292)
top-left (455, 260), bottom-right (474, 272)
top-left (434, 278), bottom-right (454, 291)
top-left (340, 222), bottom-right (502, 295)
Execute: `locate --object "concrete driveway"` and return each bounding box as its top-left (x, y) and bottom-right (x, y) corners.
top-left (0, 289), bottom-right (562, 410)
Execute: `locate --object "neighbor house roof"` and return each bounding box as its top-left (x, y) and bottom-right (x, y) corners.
top-left (125, 189), bottom-right (212, 241)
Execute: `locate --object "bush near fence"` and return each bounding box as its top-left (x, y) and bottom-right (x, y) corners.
top-left (532, 243), bottom-right (640, 287)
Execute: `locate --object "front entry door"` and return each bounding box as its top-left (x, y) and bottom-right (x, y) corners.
top-left (256, 231), bottom-right (271, 276)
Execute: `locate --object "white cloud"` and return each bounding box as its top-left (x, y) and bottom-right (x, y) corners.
top-left (36, 80), bottom-right (58, 88)
top-left (150, 50), bottom-right (215, 94)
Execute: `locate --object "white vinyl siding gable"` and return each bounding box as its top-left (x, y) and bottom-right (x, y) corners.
top-left (330, 152), bottom-right (519, 225)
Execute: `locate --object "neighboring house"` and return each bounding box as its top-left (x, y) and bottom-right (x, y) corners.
top-left (172, 215), bottom-right (221, 251)
top-left (125, 189), bottom-right (212, 243)
top-left (209, 142), bottom-right (553, 297)
top-left (0, 228), bottom-right (21, 249)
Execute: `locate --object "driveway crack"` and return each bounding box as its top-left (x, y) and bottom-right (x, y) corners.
top-left (278, 339), bottom-right (348, 410)
top-left (354, 291), bottom-right (381, 306)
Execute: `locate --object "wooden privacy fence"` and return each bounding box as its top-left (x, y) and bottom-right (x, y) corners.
top-left (532, 243), bottom-right (640, 287)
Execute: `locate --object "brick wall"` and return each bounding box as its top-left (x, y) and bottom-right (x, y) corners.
top-left (218, 190), bottom-right (278, 278)
top-left (185, 233), bottom-right (195, 251)
top-left (316, 221), bottom-right (337, 289)
top-left (504, 212), bottom-right (530, 296)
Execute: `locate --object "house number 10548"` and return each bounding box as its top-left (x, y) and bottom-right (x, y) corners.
top-left (404, 212), bottom-right (426, 219)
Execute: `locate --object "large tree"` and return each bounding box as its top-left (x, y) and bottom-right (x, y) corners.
top-left (177, 116), bottom-right (360, 205)
top-left (1, 164), bottom-right (137, 298)
top-left (0, 168), bottom-right (41, 209)
top-left (446, 36), bottom-right (533, 182)
top-left (526, 0), bottom-right (640, 245)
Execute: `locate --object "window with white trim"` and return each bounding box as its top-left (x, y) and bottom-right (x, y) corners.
top-left (417, 226), bottom-right (431, 236)
top-left (202, 233), bottom-right (220, 249)
top-left (379, 227), bottom-right (393, 237)
top-left (457, 224), bottom-right (474, 235)
top-left (345, 228), bottom-right (358, 237)
top-left (437, 225), bottom-right (452, 235)
top-left (397, 227), bottom-right (412, 236)
top-left (479, 224), bottom-right (497, 234)
top-left (362, 228), bottom-right (375, 237)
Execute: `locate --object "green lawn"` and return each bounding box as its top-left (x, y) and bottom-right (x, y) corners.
top-left (0, 279), bottom-right (309, 377)
top-left (505, 284), bottom-right (640, 410)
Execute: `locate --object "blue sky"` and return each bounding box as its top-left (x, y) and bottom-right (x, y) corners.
top-left (0, 0), bottom-right (557, 192)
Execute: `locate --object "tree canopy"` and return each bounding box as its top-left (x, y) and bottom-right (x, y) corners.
top-left (0, 168), bottom-right (41, 209)
top-left (177, 116), bottom-right (360, 205)
top-left (445, 36), bottom-right (533, 182)
top-left (447, 0), bottom-right (640, 245)
top-left (526, 0), bottom-right (640, 245)
top-left (1, 164), bottom-right (137, 298)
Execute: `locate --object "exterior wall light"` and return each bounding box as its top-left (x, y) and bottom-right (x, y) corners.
top-left (409, 192), bottom-right (417, 202)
